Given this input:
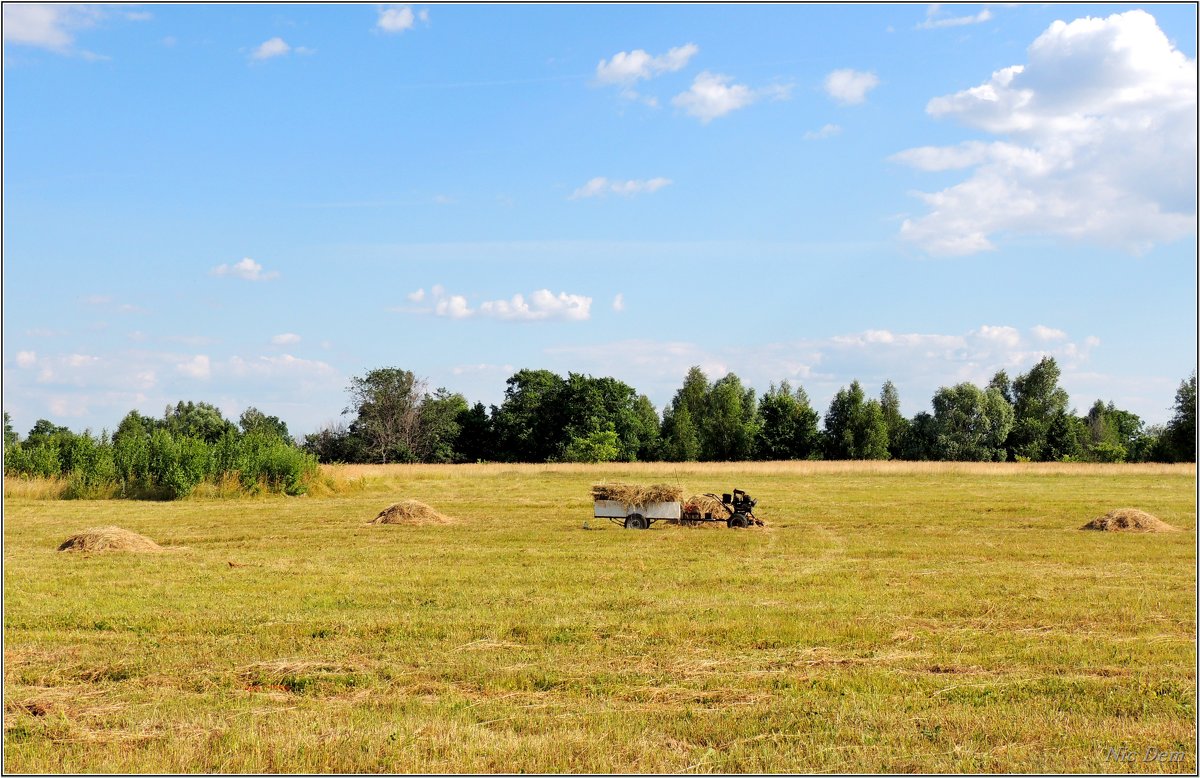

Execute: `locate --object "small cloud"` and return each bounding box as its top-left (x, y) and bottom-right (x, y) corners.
top-left (271, 333), bottom-right (302, 345)
top-left (212, 258), bottom-right (280, 282)
top-left (16, 351), bottom-right (37, 368)
top-left (1031, 325), bottom-right (1068, 342)
top-left (569, 176), bottom-right (672, 200)
top-left (917, 6), bottom-right (993, 30)
top-left (407, 288), bottom-right (426, 302)
top-left (435, 294), bottom-right (473, 319)
top-left (162, 35), bottom-right (177, 47)
top-left (251, 37), bottom-right (291, 60)
top-left (377, 5), bottom-right (422, 34)
top-left (1, 4), bottom-right (101, 54)
top-left (672, 71), bottom-right (790, 123)
top-left (432, 194), bottom-right (455, 205)
top-left (176, 355), bottom-right (211, 380)
top-left (824, 68), bottom-right (880, 105)
top-left (612, 293), bottom-right (625, 312)
top-left (478, 290), bottom-right (592, 322)
top-left (415, 285), bottom-right (593, 322)
top-left (804, 123), bottom-right (842, 140)
top-left (595, 43), bottom-right (699, 85)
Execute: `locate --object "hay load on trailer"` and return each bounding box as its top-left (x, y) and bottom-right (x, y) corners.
top-left (592, 483), bottom-right (764, 529)
top-left (592, 482), bottom-right (683, 529)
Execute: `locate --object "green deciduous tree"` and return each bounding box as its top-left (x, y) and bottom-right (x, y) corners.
top-left (163, 401), bottom-right (237, 444)
top-left (930, 383), bottom-right (1014, 461)
top-left (1165, 372), bottom-right (1196, 462)
top-left (454, 403), bottom-right (496, 463)
top-left (345, 368), bottom-right (425, 463)
top-left (880, 380), bottom-right (910, 459)
top-left (562, 425), bottom-right (621, 463)
top-left (755, 380), bottom-right (820, 460)
top-left (415, 388), bottom-right (468, 463)
top-left (823, 381), bottom-right (889, 460)
top-left (661, 367), bottom-right (709, 461)
top-left (702, 373), bottom-right (758, 461)
top-left (493, 369), bottom-right (569, 462)
top-left (1008, 357), bottom-right (1071, 461)
top-left (3, 412), bottom-right (17, 449)
top-left (238, 407), bottom-right (291, 441)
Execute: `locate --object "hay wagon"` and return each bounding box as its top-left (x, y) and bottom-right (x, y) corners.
top-left (591, 484), bottom-right (763, 529)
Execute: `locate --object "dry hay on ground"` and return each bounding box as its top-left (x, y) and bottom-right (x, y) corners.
top-left (591, 482), bottom-right (683, 505)
top-left (57, 526), bottom-right (163, 553)
top-left (1080, 508), bottom-right (1178, 533)
top-left (370, 500), bottom-right (455, 526)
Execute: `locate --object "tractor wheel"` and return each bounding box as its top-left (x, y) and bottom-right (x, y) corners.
top-left (625, 514), bottom-right (649, 530)
top-left (728, 514), bottom-right (749, 528)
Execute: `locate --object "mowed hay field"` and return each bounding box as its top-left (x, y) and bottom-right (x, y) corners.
top-left (3, 462), bottom-right (1196, 773)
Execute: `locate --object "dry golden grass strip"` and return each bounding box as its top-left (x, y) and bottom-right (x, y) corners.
top-left (591, 482), bottom-right (683, 504)
top-left (1080, 508), bottom-right (1178, 532)
top-left (57, 526), bottom-right (162, 553)
top-left (369, 500), bottom-right (455, 526)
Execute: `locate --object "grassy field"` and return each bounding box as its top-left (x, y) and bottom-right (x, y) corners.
top-left (3, 462), bottom-right (1196, 773)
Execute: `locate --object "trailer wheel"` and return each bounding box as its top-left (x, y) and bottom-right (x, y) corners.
top-left (625, 514), bottom-right (649, 530)
top-left (728, 514), bottom-right (749, 528)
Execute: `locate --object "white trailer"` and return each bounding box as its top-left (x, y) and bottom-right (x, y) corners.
top-left (593, 499), bottom-right (681, 529)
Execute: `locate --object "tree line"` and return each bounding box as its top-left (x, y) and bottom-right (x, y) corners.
top-left (3, 359), bottom-right (1195, 499)
top-left (301, 358), bottom-right (1195, 465)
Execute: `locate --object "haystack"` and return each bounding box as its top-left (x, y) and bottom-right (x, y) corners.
top-left (683, 494), bottom-right (731, 519)
top-left (1081, 508), bottom-right (1178, 533)
top-left (370, 500), bottom-right (455, 526)
top-left (591, 482), bottom-right (683, 505)
top-left (57, 526), bottom-right (163, 553)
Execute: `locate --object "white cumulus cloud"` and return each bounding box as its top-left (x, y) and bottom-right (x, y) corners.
top-left (479, 290), bottom-right (592, 322)
top-left (212, 258), bottom-right (280, 281)
top-left (824, 69), bottom-right (880, 105)
top-left (595, 43), bottom-right (699, 85)
top-left (569, 176), bottom-right (672, 200)
top-left (612, 293), bottom-right (625, 312)
top-left (377, 6), bottom-right (423, 33)
top-left (407, 288), bottom-right (426, 302)
top-left (251, 37), bottom-right (291, 60)
top-left (271, 333), bottom-right (301, 345)
top-left (435, 295), bottom-right (473, 320)
top-left (16, 351), bottom-right (38, 368)
top-left (0, 4), bottom-right (127, 56)
top-left (896, 10), bottom-right (1197, 256)
top-left (672, 71), bottom-right (791, 123)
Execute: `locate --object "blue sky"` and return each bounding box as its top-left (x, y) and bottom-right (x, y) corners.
top-left (3, 3), bottom-right (1196, 437)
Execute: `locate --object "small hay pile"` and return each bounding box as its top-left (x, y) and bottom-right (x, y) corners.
top-left (57, 526), bottom-right (163, 553)
top-left (591, 482), bottom-right (683, 505)
top-left (683, 494), bottom-right (731, 519)
top-left (1081, 508), bottom-right (1178, 533)
top-left (370, 500), bottom-right (455, 526)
